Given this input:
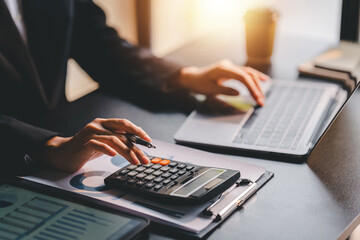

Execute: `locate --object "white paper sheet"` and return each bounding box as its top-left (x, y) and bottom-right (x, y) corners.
top-left (23, 140), bottom-right (265, 233)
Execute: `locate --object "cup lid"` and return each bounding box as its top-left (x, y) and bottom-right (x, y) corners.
top-left (244, 8), bottom-right (279, 23)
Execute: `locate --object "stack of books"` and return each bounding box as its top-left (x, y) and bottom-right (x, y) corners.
top-left (298, 41), bottom-right (360, 90)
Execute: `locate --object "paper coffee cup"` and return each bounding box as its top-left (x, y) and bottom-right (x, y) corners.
top-left (244, 8), bottom-right (278, 65)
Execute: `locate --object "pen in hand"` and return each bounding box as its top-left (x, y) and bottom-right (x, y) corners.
top-left (124, 133), bottom-right (156, 149)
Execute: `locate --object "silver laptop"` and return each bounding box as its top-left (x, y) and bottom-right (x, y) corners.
top-left (174, 78), bottom-right (356, 162)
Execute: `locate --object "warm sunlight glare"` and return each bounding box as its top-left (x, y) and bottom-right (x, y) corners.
top-left (188, 0), bottom-right (253, 31)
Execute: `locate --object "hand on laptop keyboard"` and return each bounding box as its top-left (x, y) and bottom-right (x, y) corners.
top-left (175, 59), bottom-right (269, 106)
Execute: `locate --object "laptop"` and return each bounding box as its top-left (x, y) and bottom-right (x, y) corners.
top-left (174, 78), bottom-right (357, 162)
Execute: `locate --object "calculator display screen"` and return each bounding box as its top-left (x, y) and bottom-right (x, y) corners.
top-left (171, 169), bottom-right (225, 197)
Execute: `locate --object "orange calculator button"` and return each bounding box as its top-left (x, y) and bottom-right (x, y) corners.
top-left (159, 159), bottom-right (171, 166)
top-left (151, 158), bottom-right (162, 164)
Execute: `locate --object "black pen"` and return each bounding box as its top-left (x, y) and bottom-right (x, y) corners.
top-left (124, 133), bottom-right (156, 148)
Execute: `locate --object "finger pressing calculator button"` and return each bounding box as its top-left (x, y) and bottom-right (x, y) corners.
top-left (178, 170), bottom-right (186, 176)
top-left (136, 181), bottom-right (146, 186)
top-left (151, 165), bottom-right (162, 170)
top-left (170, 175), bottom-right (178, 180)
top-left (177, 164), bottom-right (187, 169)
top-left (159, 159), bottom-right (170, 166)
top-left (145, 175), bottom-right (155, 181)
top-left (162, 179), bottom-right (171, 185)
top-left (144, 169), bottom-right (154, 174)
top-left (151, 158), bottom-right (162, 164)
top-left (169, 168), bottom-right (178, 174)
top-left (127, 178), bottom-right (137, 185)
top-left (127, 165), bottom-right (137, 170)
top-left (153, 170), bottom-right (163, 176)
top-left (127, 171), bottom-right (138, 177)
top-left (145, 182), bottom-right (155, 188)
top-left (154, 184), bottom-right (162, 191)
top-left (186, 166), bottom-right (194, 171)
top-left (119, 169), bottom-right (129, 175)
top-left (162, 172), bottom-right (171, 178)
top-left (135, 166), bottom-right (146, 172)
top-left (160, 166), bottom-right (170, 172)
top-left (136, 173), bottom-right (147, 179)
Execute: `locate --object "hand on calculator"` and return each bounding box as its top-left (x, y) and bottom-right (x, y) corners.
top-left (32, 118), bottom-right (151, 173)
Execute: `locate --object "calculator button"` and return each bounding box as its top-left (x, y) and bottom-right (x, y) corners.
top-left (127, 165), bottom-right (137, 170)
top-left (151, 158), bottom-right (162, 164)
top-left (127, 178), bottom-right (137, 185)
top-left (116, 175), bottom-right (128, 182)
top-left (186, 166), bottom-right (194, 171)
top-left (154, 184), bottom-right (162, 191)
top-left (170, 175), bottom-right (178, 180)
top-left (178, 170), bottom-right (186, 176)
top-left (154, 177), bottom-right (164, 183)
top-left (144, 175), bottom-right (155, 181)
top-left (177, 164), bottom-right (187, 169)
top-left (167, 182), bottom-right (176, 188)
top-left (168, 162), bottom-right (177, 168)
top-left (162, 172), bottom-right (171, 178)
top-left (159, 159), bottom-right (171, 166)
top-left (169, 168), bottom-right (178, 174)
top-left (151, 165), bottom-right (162, 170)
top-left (127, 171), bottom-right (138, 177)
top-left (160, 166), bottom-right (171, 172)
top-left (136, 173), bottom-right (147, 179)
top-left (143, 163), bottom-right (154, 168)
top-left (136, 181), bottom-right (146, 186)
top-left (144, 169), bottom-right (154, 174)
top-left (145, 182), bottom-right (155, 188)
top-left (162, 179), bottom-right (172, 185)
top-left (119, 169), bottom-right (129, 175)
top-left (135, 166), bottom-right (146, 172)
top-left (153, 170), bottom-right (163, 176)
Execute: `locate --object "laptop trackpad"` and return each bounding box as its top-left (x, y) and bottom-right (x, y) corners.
top-left (175, 112), bottom-right (248, 144)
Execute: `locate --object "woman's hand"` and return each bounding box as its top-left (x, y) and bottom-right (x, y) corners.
top-left (177, 59), bottom-right (269, 106)
top-left (36, 118), bottom-right (151, 173)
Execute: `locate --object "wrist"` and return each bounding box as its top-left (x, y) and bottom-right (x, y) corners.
top-left (36, 136), bottom-right (69, 167)
top-left (178, 66), bottom-right (200, 90)
top-left (44, 136), bottom-right (67, 149)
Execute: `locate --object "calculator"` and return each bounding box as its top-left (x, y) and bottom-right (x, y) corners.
top-left (104, 156), bottom-right (240, 203)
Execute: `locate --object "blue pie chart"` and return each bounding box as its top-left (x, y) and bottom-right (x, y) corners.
top-left (69, 171), bottom-right (111, 192)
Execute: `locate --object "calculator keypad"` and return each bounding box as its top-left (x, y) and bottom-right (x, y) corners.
top-left (108, 157), bottom-right (198, 194)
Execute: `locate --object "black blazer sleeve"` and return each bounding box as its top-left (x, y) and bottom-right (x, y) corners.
top-left (70, 0), bottom-right (196, 110)
top-left (0, 115), bottom-right (57, 177)
top-left (0, 0), bottom-right (196, 177)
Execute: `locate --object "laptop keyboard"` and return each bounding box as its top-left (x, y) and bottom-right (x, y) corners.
top-left (233, 85), bottom-right (324, 150)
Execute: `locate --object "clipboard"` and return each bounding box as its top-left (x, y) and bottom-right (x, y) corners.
top-left (150, 171), bottom-right (274, 239)
top-left (22, 140), bottom-right (273, 238)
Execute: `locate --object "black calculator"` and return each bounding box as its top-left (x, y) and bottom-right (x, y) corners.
top-left (104, 156), bottom-right (240, 203)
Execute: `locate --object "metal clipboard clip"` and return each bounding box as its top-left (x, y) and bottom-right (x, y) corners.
top-left (203, 179), bottom-right (258, 221)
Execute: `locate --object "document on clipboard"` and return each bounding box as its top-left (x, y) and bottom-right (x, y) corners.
top-left (22, 140), bottom-right (273, 238)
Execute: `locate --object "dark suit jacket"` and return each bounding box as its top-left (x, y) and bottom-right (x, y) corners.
top-left (0, 0), bottom-right (192, 177)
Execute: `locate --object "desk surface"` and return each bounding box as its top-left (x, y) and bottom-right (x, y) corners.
top-left (45, 32), bottom-right (360, 239)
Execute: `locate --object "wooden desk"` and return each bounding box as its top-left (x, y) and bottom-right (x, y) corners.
top-left (44, 32), bottom-right (360, 239)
